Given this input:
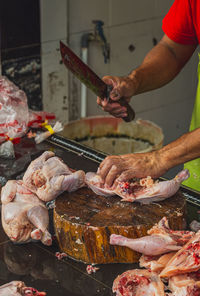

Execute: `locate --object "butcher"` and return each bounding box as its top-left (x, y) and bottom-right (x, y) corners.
top-left (97, 0), bottom-right (200, 191)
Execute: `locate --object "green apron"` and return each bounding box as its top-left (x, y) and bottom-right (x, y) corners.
top-left (183, 53), bottom-right (200, 191)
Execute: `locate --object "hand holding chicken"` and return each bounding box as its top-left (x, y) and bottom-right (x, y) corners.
top-left (86, 169), bottom-right (189, 203)
top-left (98, 152), bottom-right (167, 187)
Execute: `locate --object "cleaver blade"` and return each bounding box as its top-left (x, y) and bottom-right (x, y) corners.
top-left (60, 41), bottom-right (135, 122)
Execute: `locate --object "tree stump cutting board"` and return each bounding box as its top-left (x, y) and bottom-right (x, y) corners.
top-left (54, 187), bottom-right (186, 264)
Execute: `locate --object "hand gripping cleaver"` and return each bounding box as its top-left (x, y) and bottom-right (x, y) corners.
top-left (60, 41), bottom-right (135, 122)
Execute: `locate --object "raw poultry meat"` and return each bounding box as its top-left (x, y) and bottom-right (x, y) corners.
top-left (86, 169), bottom-right (189, 204)
top-left (139, 252), bottom-right (176, 274)
top-left (160, 230), bottom-right (200, 278)
top-left (110, 217), bottom-right (194, 256)
top-left (168, 272), bottom-right (200, 296)
top-left (1, 180), bottom-right (52, 245)
top-left (112, 269), bottom-right (165, 296)
top-left (23, 151), bottom-right (85, 202)
top-left (147, 216), bottom-right (194, 246)
top-left (0, 281), bottom-right (46, 296)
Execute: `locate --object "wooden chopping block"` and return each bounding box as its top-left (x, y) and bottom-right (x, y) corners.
top-left (54, 187), bottom-right (186, 264)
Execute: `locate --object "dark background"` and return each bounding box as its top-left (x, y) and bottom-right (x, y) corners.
top-left (1, 0), bottom-right (42, 110)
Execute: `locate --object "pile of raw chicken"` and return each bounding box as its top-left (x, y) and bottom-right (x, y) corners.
top-left (111, 217), bottom-right (200, 296)
top-left (1, 151), bottom-right (85, 246)
top-left (0, 151), bottom-right (193, 295)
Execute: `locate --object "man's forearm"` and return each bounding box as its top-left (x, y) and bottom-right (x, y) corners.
top-left (159, 128), bottom-right (200, 170)
top-left (129, 35), bottom-right (196, 95)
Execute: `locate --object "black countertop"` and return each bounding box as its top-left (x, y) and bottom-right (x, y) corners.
top-left (0, 137), bottom-right (200, 295)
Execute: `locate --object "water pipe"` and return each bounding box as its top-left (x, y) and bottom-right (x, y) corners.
top-left (80, 21), bottom-right (110, 118)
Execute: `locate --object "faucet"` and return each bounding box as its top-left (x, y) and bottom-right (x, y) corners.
top-left (92, 20), bottom-right (110, 63)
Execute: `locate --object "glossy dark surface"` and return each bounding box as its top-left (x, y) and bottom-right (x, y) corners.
top-left (0, 138), bottom-right (136, 295)
top-left (0, 137), bottom-right (199, 295)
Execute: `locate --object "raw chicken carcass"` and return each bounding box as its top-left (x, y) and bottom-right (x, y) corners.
top-left (0, 281), bottom-right (46, 296)
top-left (23, 151), bottom-right (85, 202)
top-left (110, 217), bottom-right (194, 256)
top-left (112, 269), bottom-right (165, 296)
top-left (1, 180), bottom-right (52, 245)
top-left (148, 216), bottom-right (194, 246)
top-left (139, 252), bottom-right (176, 274)
top-left (160, 230), bottom-right (200, 278)
top-left (168, 272), bottom-right (200, 296)
top-left (86, 169), bottom-right (189, 204)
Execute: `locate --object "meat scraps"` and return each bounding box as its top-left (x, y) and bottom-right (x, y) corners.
top-left (0, 281), bottom-right (46, 296)
top-left (1, 180), bottom-right (52, 245)
top-left (86, 169), bottom-right (189, 204)
top-left (160, 230), bottom-right (200, 278)
top-left (23, 151), bottom-right (86, 202)
top-left (112, 269), bottom-right (165, 296)
top-left (110, 217), bottom-right (194, 256)
top-left (139, 252), bottom-right (176, 274)
top-left (168, 271), bottom-right (200, 296)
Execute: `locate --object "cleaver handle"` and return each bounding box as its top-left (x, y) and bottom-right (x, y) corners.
top-left (106, 85), bottom-right (135, 122)
top-left (117, 98), bottom-right (135, 122)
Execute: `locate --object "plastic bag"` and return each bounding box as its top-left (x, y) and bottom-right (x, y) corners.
top-left (0, 141), bottom-right (15, 158)
top-left (0, 76), bottom-right (58, 158)
top-left (28, 110), bottom-right (56, 128)
top-left (0, 76), bottom-right (29, 144)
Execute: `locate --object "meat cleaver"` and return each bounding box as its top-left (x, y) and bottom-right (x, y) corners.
top-left (60, 41), bottom-right (135, 122)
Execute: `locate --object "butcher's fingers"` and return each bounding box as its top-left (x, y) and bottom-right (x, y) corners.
top-left (98, 156), bottom-right (123, 185)
top-left (116, 170), bottom-right (137, 183)
top-left (104, 165), bottom-right (120, 188)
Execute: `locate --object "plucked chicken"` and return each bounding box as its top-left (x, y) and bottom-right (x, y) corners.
top-left (23, 151), bottom-right (85, 202)
top-left (86, 169), bottom-right (189, 204)
top-left (1, 180), bottom-right (52, 245)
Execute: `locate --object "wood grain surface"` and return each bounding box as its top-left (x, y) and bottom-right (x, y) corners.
top-left (54, 187), bottom-right (186, 264)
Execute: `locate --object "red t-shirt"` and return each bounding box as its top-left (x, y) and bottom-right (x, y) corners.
top-left (162, 0), bottom-right (200, 45)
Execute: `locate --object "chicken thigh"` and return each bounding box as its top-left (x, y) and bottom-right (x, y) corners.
top-left (110, 217), bottom-right (194, 256)
top-left (1, 180), bottom-right (52, 245)
top-left (112, 269), bottom-right (165, 296)
top-left (23, 151), bottom-right (85, 202)
top-left (86, 169), bottom-right (189, 204)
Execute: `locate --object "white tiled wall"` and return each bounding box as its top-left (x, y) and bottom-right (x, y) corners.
top-left (40, 0), bottom-right (69, 124)
top-left (68, 0), bottom-right (198, 147)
